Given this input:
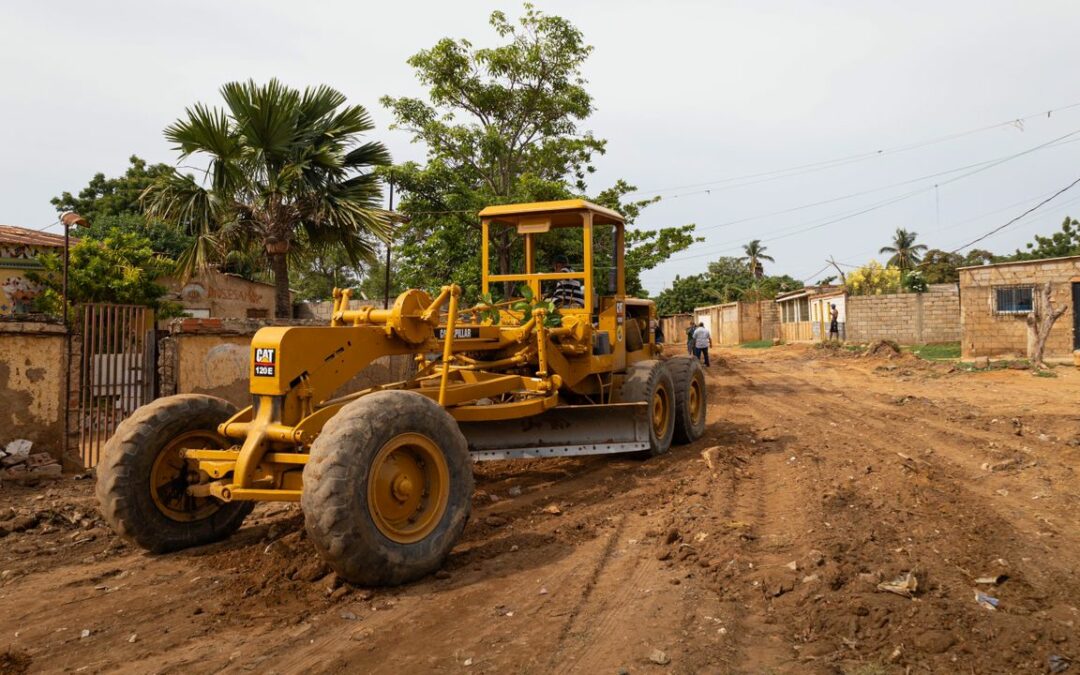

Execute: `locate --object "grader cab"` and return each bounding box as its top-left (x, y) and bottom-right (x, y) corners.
top-left (97, 200), bottom-right (707, 585)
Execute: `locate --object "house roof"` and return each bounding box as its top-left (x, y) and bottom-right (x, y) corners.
top-left (0, 224), bottom-right (68, 248)
top-left (956, 254), bottom-right (1080, 271)
top-left (775, 284), bottom-right (845, 302)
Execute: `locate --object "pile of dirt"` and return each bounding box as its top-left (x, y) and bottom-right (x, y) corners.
top-left (863, 339), bottom-right (901, 358)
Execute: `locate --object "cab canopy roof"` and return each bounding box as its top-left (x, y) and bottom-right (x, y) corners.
top-left (478, 199), bottom-right (624, 227)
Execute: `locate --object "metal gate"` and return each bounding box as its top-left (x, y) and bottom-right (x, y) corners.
top-left (78, 304), bottom-right (157, 467)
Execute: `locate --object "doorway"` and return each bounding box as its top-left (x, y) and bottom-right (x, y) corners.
top-left (1073, 283), bottom-right (1080, 350)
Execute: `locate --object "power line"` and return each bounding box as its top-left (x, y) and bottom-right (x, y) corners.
top-left (660, 127), bottom-right (1080, 264)
top-left (629, 99), bottom-right (1080, 197)
top-left (949, 176), bottom-right (1080, 253)
top-left (684, 134), bottom-right (1080, 237)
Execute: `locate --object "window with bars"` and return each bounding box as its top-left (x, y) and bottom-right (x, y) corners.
top-left (993, 285), bottom-right (1034, 315)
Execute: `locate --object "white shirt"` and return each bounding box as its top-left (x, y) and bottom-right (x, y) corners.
top-left (693, 326), bottom-right (711, 349)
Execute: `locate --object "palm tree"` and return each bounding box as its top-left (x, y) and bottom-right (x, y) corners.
top-left (144, 79), bottom-right (392, 317)
top-left (741, 239), bottom-right (774, 279)
top-left (879, 228), bottom-right (928, 271)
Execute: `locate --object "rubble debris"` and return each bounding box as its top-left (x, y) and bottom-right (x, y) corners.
top-left (974, 574), bottom-right (1008, 585)
top-left (1048, 654), bottom-right (1072, 673)
top-left (648, 649), bottom-right (670, 665)
top-left (975, 591), bottom-right (999, 610)
top-left (701, 447), bottom-right (721, 471)
top-left (541, 504), bottom-right (562, 515)
top-left (0, 441), bottom-right (63, 483)
top-left (507, 486), bottom-right (522, 497)
top-left (876, 571), bottom-right (918, 598)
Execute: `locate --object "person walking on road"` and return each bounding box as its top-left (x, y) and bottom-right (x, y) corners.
top-left (693, 321), bottom-right (712, 367)
top-left (828, 303), bottom-right (840, 341)
top-left (685, 323), bottom-right (696, 356)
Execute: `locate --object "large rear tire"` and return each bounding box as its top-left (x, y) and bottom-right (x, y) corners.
top-left (667, 355), bottom-right (707, 444)
top-left (620, 360), bottom-right (676, 457)
top-left (302, 390), bottom-right (474, 586)
top-left (96, 394), bottom-right (253, 553)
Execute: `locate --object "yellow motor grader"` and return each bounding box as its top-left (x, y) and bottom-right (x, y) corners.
top-left (96, 200), bottom-right (707, 585)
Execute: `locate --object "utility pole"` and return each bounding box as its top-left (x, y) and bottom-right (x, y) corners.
top-left (59, 212), bottom-right (86, 467)
top-left (384, 178), bottom-right (393, 310)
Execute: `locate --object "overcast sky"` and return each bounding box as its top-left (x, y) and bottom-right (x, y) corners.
top-left (3, 1), bottom-right (1080, 294)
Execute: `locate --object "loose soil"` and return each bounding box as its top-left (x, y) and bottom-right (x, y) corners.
top-left (1, 345), bottom-right (1077, 674)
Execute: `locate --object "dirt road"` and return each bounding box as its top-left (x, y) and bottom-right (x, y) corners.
top-left (1, 345), bottom-right (1077, 674)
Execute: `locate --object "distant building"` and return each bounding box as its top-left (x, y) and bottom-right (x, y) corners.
top-left (959, 256), bottom-right (1080, 359)
top-left (159, 269), bottom-right (281, 319)
top-left (775, 285), bottom-right (845, 343)
top-left (0, 224), bottom-right (67, 316)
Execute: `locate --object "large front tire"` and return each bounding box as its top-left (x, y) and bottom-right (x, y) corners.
top-left (95, 394), bottom-right (253, 553)
top-left (302, 390), bottom-right (474, 586)
top-left (620, 360), bottom-right (676, 457)
top-left (667, 355), bottom-right (707, 444)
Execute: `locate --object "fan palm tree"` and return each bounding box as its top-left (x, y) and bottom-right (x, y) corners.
top-left (143, 79), bottom-right (392, 317)
top-left (741, 239), bottom-right (774, 279)
top-left (879, 228), bottom-right (928, 271)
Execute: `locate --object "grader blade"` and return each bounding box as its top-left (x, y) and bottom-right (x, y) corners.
top-left (458, 403), bottom-right (651, 461)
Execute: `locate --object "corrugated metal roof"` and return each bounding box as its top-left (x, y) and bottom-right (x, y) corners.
top-left (0, 224), bottom-right (68, 248)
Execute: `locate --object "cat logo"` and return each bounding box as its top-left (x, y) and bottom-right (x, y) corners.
top-left (254, 347), bottom-right (276, 377)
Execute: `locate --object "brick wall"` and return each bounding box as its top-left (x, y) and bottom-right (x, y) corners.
top-left (759, 301), bottom-right (778, 341)
top-left (959, 258), bottom-right (1080, 359)
top-left (692, 301), bottom-right (771, 346)
top-left (846, 284), bottom-right (960, 344)
top-left (659, 314), bottom-right (693, 348)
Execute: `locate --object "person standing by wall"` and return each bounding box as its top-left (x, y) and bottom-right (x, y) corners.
top-left (828, 303), bottom-right (840, 341)
top-left (693, 321), bottom-right (712, 367)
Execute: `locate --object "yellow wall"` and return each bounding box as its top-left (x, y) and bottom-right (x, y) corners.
top-left (0, 324), bottom-right (67, 458)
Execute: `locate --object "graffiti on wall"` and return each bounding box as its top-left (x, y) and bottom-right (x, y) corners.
top-left (0, 274), bottom-right (43, 315)
top-left (0, 244), bottom-right (40, 260)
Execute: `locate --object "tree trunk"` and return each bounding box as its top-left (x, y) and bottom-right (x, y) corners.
top-left (1025, 282), bottom-right (1067, 369)
top-left (269, 252), bottom-right (292, 319)
top-left (497, 227), bottom-right (513, 300)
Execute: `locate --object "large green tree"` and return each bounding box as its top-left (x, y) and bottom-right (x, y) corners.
top-left (51, 156), bottom-right (195, 259)
top-left (52, 155), bottom-right (173, 223)
top-left (382, 5), bottom-right (696, 300)
top-left (879, 228), bottom-right (928, 271)
top-left (653, 256), bottom-right (802, 314)
top-left (1007, 216), bottom-right (1080, 261)
top-left (143, 79), bottom-right (392, 317)
top-left (916, 248), bottom-right (996, 283)
top-left (28, 229), bottom-right (180, 316)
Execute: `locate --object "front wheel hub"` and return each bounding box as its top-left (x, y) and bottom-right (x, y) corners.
top-left (368, 433), bottom-right (450, 544)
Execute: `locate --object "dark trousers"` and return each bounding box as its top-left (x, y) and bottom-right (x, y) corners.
top-left (694, 346), bottom-right (710, 367)
top-left (687, 340), bottom-right (694, 356)
top-left (829, 320), bottom-right (840, 340)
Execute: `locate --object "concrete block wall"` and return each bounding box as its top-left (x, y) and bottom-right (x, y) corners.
top-left (845, 284), bottom-right (960, 344)
top-left (659, 314), bottom-right (693, 348)
top-left (959, 259), bottom-right (1079, 359)
top-left (759, 301), bottom-right (779, 341)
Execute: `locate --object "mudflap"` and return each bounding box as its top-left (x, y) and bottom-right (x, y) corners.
top-left (457, 403), bottom-right (650, 461)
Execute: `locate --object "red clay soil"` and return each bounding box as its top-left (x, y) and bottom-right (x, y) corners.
top-left (0, 344), bottom-right (1077, 674)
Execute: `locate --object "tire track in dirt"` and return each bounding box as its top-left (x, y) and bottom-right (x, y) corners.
top-left (708, 350), bottom-right (1080, 672)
